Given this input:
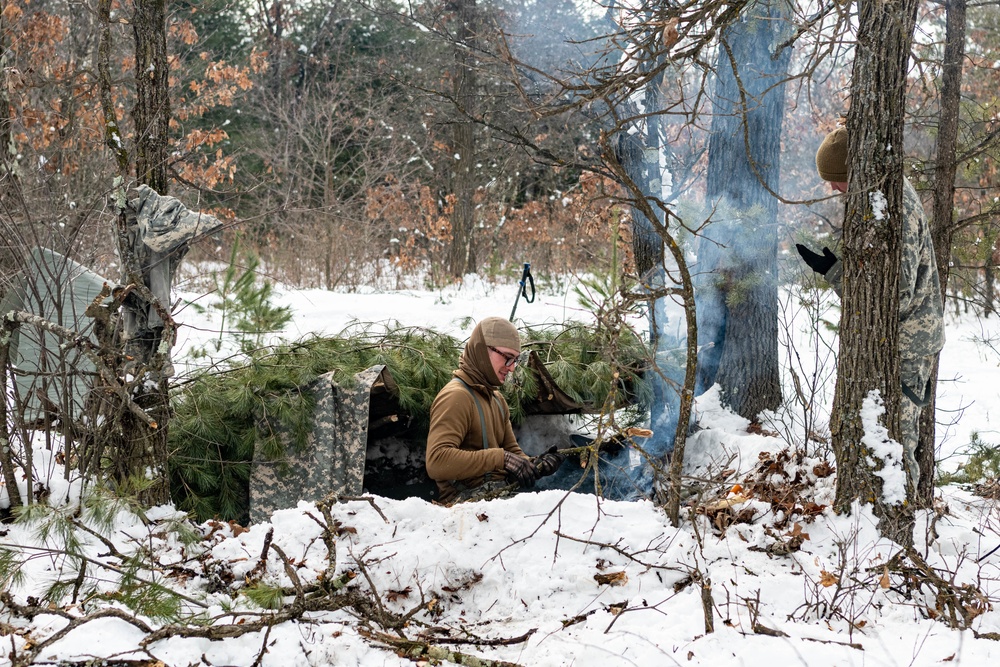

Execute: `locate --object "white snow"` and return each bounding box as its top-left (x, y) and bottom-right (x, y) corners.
top-left (861, 389), bottom-right (908, 505)
top-left (871, 190), bottom-right (888, 220)
top-left (3, 276), bottom-right (1000, 667)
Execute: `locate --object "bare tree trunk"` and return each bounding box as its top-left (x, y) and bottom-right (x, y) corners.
top-left (96, 0), bottom-right (172, 504)
top-left (0, 329), bottom-right (23, 510)
top-left (833, 0), bottom-right (920, 545)
top-left (132, 0), bottom-right (170, 195)
top-left (919, 0), bottom-right (967, 507)
top-left (697, 1), bottom-right (789, 419)
top-left (985, 259), bottom-right (996, 317)
top-left (447, 0), bottom-right (478, 278)
top-left (0, 0), bottom-right (18, 195)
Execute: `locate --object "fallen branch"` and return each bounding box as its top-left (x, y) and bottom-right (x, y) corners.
top-left (884, 548), bottom-right (990, 629)
top-left (138, 590), bottom-right (370, 647)
top-left (418, 627), bottom-right (536, 647)
top-left (802, 636), bottom-right (864, 650)
top-left (2, 595), bottom-right (153, 667)
top-left (361, 628), bottom-right (526, 667)
top-left (246, 527), bottom-right (275, 583)
top-left (553, 530), bottom-right (682, 572)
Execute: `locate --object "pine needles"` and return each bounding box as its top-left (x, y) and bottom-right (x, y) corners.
top-left (169, 320), bottom-right (651, 521)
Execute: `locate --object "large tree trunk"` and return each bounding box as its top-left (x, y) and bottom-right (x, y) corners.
top-left (697, 0), bottom-right (790, 419)
top-left (95, 0), bottom-right (173, 504)
top-left (833, 0), bottom-right (920, 545)
top-left (447, 0), bottom-right (478, 278)
top-left (919, 0), bottom-right (967, 507)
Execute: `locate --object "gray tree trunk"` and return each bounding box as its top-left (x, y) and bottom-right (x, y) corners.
top-left (448, 0), bottom-right (478, 278)
top-left (919, 0), bottom-right (967, 507)
top-left (697, 0), bottom-right (790, 420)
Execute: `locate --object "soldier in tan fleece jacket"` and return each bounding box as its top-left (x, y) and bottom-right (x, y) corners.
top-left (425, 317), bottom-right (563, 503)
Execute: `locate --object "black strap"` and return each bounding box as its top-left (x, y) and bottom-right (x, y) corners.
top-left (453, 377), bottom-right (488, 450)
top-left (509, 263), bottom-right (535, 321)
top-left (450, 377), bottom-right (491, 491)
top-left (902, 378), bottom-right (932, 407)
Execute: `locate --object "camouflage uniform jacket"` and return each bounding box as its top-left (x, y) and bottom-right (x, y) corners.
top-left (425, 370), bottom-right (525, 503)
top-left (825, 178), bottom-right (945, 359)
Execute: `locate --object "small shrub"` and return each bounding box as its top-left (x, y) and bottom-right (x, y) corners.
top-left (937, 432), bottom-right (1000, 487)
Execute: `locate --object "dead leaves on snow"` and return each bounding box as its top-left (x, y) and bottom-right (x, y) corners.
top-left (696, 449), bottom-right (831, 554)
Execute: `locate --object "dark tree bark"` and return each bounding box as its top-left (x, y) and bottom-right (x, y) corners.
top-left (697, 0), bottom-right (790, 420)
top-left (447, 0), bottom-right (478, 277)
top-left (918, 0), bottom-right (967, 507)
top-left (125, 0), bottom-right (172, 504)
top-left (833, 0), bottom-right (921, 544)
top-left (96, 0), bottom-right (172, 504)
top-left (132, 0), bottom-right (170, 195)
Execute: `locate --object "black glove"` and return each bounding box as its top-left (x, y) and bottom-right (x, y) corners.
top-left (503, 451), bottom-right (537, 488)
top-left (534, 446), bottom-right (566, 478)
top-left (796, 244), bottom-right (837, 276)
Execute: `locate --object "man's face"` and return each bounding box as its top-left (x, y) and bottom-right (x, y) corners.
top-left (488, 346), bottom-right (519, 383)
top-left (831, 181), bottom-right (848, 193)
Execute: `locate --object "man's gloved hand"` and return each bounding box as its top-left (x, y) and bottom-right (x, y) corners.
top-left (534, 446), bottom-right (566, 478)
top-left (796, 244), bottom-right (838, 276)
top-left (503, 451), bottom-right (537, 488)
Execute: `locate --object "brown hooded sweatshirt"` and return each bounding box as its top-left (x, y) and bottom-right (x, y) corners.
top-left (425, 322), bottom-right (526, 503)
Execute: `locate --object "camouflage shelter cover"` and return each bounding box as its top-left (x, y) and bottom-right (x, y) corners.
top-left (0, 248), bottom-right (112, 424)
top-left (249, 364), bottom-right (399, 523)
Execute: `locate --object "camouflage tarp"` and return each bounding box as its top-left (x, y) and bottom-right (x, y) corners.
top-left (0, 248), bottom-right (113, 424)
top-left (249, 364), bottom-right (397, 523)
top-left (523, 350), bottom-right (586, 414)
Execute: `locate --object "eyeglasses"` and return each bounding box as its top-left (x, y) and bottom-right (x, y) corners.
top-left (488, 346), bottom-right (524, 367)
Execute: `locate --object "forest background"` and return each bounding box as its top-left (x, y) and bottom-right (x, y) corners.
top-left (2, 0), bottom-right (997, 298)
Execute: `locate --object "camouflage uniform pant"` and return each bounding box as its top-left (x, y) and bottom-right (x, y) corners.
top-left (900, 354), bottom-right (933, 489)
top-left (450, 479), bottom-right (519, 504)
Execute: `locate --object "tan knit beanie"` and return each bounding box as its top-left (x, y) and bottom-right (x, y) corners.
top-left (816, 126), bottom-right (848, 182)
top-left (478, 316), bottom-right (521, 353)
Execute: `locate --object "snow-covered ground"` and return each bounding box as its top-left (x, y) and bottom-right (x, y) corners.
top-left (2, 274), bottom-right (1000, 666)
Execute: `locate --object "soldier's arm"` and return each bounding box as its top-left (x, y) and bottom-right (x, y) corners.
top-left (898, 182), bottom-right (925, 316)
top-left (825, 257), bottom-right (844, 297)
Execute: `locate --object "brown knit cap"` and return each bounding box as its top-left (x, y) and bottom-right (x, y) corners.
top-left (478, 316), bottom-right (521, 353)
top-left (816, 126), bottom-right (848, 182)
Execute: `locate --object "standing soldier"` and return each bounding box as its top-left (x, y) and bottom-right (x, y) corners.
top-left (796, 125), bottom-right (946, 488)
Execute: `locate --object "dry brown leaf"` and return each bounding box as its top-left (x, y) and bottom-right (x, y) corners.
top-left (594, 571), bottom-right (628, 586)
top-left (387, 587), bottom-right (412, 602)
top-left (661, 17), bottom-right (679, 50)
top-left (787, 523), bottom-right (810, 541)
top-left (879, 566), bottom-right (890, 589)
top-left (819, 570), bottom-right (838, 587)
top-left (813, 461), bottom-right (835, 478)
